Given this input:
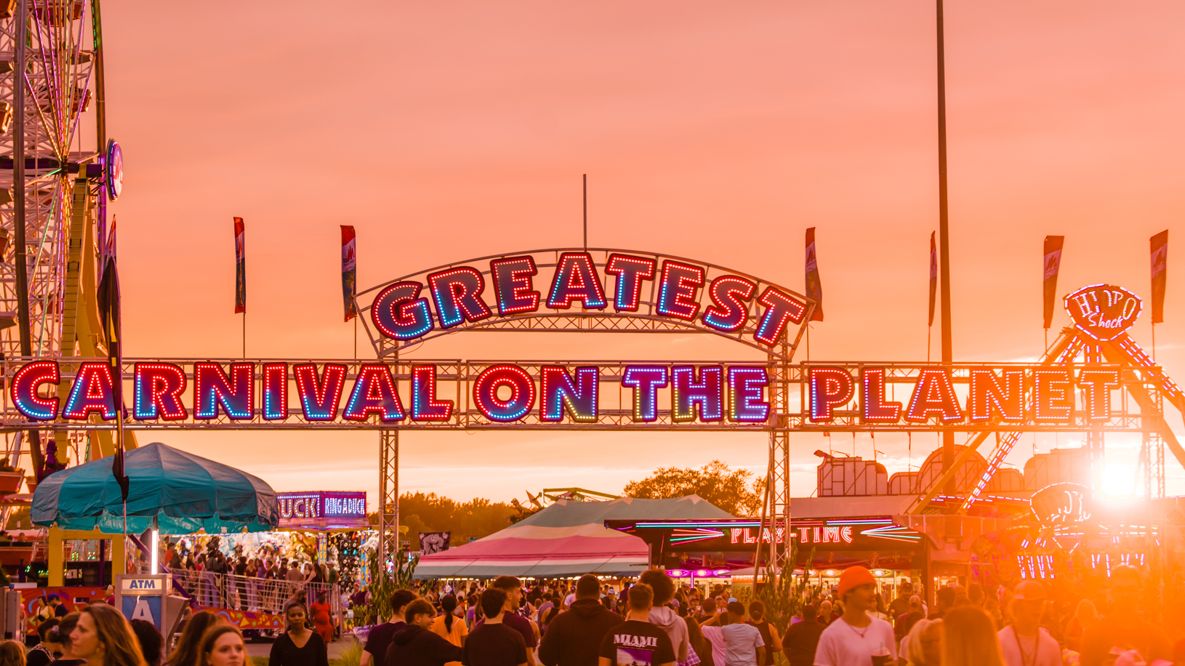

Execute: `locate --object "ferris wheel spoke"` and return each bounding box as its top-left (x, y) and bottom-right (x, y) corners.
top-left (0, 0), bottom-right (105, 480)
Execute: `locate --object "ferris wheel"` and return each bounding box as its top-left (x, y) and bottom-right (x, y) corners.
top-left (0, 0), bottom-right (122, 484)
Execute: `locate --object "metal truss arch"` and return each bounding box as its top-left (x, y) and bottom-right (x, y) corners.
top-left (356, 247), bottom-right (815, 363)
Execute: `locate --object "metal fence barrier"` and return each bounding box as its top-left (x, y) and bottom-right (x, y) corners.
top-left (166, 568), bottom-right (341, 619)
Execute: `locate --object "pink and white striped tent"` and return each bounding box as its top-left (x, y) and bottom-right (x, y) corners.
top-left (415, 496), bottom-right (732, 579)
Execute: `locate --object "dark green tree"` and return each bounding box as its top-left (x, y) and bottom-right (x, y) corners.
top-left (623, 460), bottom-right (763, 516)
top-left (371, 492), bottom-right (519, 546)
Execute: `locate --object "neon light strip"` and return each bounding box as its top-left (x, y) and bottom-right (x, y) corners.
top-left (670, 534), bottom-right (726, 544)
top-left (633, 521), bottom-right (762, 529)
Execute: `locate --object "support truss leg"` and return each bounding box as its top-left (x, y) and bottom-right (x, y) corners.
top-left (378, 429), bottom-right (399, 568)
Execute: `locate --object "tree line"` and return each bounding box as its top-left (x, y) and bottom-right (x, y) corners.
top-left (379, 460), bottom-right (762, 543)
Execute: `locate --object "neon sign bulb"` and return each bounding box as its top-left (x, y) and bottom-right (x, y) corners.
top-left (540, 366), bottom-right (599, 422)
top-left (411, 365), bottom-right (453, 421)
top-left (428, 267), bottom-right (492, 328)
top-left (473, 365), bottom-right (536, 422)
top-left (622, 366), bottom-right (669, 422)
top-left (546, 252), bottom-right (608, 310)
top-left (672, 365), bottom-right (723, 422)
top-left (261, 363), bottom-right (289, 420)
top-left (194, 362), bottom-right (254, 420)
top-left (133, 363), bottom-right (188, 420)
top-left (605, 254), bottom-right (656, 312)
top-left (293, 363), bottom-right (348, 421)
top-left (11, 360), bottom-right (60, 421)
top-left (490, 256), bottom-right (541, 316)
top-left (63, 362), bottom-right (117, 420)
top-left (343, 364), bottom-right (406, 422)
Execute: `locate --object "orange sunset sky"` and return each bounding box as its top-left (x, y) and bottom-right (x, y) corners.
top-left (100, 1), bottom-right (1185, 505)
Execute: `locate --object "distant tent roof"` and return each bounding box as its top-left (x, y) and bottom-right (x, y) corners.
top-left (415, 496), bottom-right (733, 579)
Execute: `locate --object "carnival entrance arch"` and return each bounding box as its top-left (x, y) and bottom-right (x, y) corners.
top-left (7, 250), bottom-right (1185, 584)
top-left (352, 247), bottom-right (816, 567)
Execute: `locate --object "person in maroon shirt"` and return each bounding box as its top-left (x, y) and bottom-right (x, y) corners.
top-left (486, 577), bottom-right (538, 666)
top-left (465, 589), bottom-right (528, 666)
top-left (363, 589), bottom-right (418, 666)
top-left (539, 574), bottom-right (622, 666)
top-left (386, 600), bottom-right (462, 666)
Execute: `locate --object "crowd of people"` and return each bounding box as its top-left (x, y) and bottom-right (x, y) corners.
top-left (163, 538), bottom-right (338, 587)
top-left (13, 563), bottom-right (1183, 666)
top-left (354, 564), bottom-right (1182, 666)
top-left (161, 537), bottom-right (341, 617)
top-left (20, 600), bottom-right (251, 666)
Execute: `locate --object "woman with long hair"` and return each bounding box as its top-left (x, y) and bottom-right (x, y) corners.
top-left (0, 640), bottom-right (26, 666)
top-left (197, 626), bottom-right (248, 666)
top-left (166, 611), bottom-right (223, 666)
top-left (69, 604), bottom-right (149, 666)
top-left (942, 606), bottom-right (1005, 666)
top-left (268, 601), bottom-right (328, 666)
top-left (1063, 598), bottom-right (1099, 652)
top-left (429, 594), bottom-right (468, 655)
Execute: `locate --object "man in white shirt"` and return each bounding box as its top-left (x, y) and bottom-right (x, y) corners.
top-left (814, 566), bottom-right (896, 666)
top-left (998, 581), bottom-right (1061, 666)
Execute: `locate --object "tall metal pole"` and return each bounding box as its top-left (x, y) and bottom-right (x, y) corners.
top-left (582, 174), bottom-right (588, 250)
top-left (13, 0), bottom-right (30, 359)
top-left (936, 0), bottom-right (956, 487)
top-left (13, 0), bottom-right (45, 478)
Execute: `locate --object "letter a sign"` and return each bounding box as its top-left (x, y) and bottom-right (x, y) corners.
top-left (131, 598), bottom-right (155, 622)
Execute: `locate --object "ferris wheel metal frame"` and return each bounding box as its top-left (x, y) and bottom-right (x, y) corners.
top-left (0, 0), bottom-right (119, 491)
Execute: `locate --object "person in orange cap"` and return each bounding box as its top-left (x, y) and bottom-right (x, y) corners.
top-left (813, 566), bottom-right (896, 666)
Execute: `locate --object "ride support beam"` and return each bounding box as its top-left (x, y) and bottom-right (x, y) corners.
top-left (1102, 347), bottom-right (1185, 473)
top-left (907, 328), bottom-right (1078, 515)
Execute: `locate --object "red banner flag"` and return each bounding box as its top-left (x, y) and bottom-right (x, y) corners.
top-left (341, 225), bottom-right (357, 321)
top-left (1042, 235), bottom-right (1064, 329)
top-left (928, 231), bottom-right (937, 327)
top-left (1151, 229), bottom-right (1168, 324)
top-left (805, 227), bottom-right (823, 322)
top-left (233, 217), bottom-right (246, 314)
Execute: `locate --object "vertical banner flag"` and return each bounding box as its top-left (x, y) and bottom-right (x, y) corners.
top-left (341, 225), bottom-right (357, 321)
top-left (805, 227), bottom-right (824, 322)
top-left (1151, 229), bottom-right (1168, 324)
top-left (97, 218), bottom-right (129, 502)
top-left (233, 217), bottom-right (246, 314)
top-left (928, 231), bottom-right (938, 327)
top-left (1042, 235), bottom-right (1064, 330)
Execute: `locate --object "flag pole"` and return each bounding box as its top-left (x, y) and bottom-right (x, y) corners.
top-left (242, 311), bottom-right (246, 359)
top-left (936, 0), bottom-right (956, 486)
top-left (582, 174), bottom-right (588, 250)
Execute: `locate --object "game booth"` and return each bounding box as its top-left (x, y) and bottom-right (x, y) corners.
top-left (163, 490), bottom-right (367, 632)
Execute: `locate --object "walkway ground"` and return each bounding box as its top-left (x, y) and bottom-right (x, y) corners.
top-left (246, 636), bottom-right (360, 663)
